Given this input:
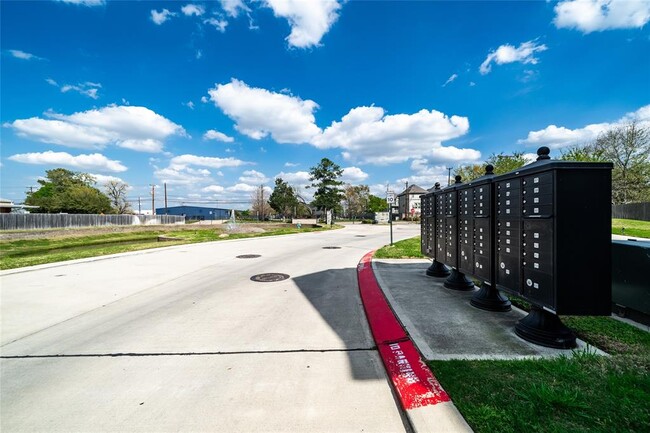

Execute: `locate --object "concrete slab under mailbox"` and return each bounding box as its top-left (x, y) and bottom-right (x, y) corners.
top-left (373, 259), bottom-right (605, 360)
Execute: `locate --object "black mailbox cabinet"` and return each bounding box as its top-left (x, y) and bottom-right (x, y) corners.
top-left (420, 190), bottom-right (434, 257)
top-left (421, 184), bottom-right (451, 277)
top-left (493, 149), bottom-right (613, 317)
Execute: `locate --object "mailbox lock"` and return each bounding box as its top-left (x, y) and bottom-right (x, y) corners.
top-left (526, 279), bottom-right (533, 287)
top-left (500, 262), bottom-right (505, 269)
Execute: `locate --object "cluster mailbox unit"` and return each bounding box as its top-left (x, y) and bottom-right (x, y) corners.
top-left (421, 147), bottom-right (613, 349)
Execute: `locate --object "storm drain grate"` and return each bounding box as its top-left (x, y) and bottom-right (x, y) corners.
top-left (237, 254), bottom-right (261, 259)
top-left (322, 246), bottom-right (342, 249)
top-left (355, 235), bottom-right (366, 237)
top-left (250, 273), bottom-right (290, 282)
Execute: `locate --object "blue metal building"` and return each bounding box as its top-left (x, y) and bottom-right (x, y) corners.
top-left (156, 205), bottom-right (231, 220)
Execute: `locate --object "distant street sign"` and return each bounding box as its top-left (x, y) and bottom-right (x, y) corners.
top-left (387, 192), bottom-right (395, 204)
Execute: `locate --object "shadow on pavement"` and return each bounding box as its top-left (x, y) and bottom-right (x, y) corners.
top-left (292, 268), bottom-right (384, 381)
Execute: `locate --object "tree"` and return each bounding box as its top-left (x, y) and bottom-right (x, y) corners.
top-left (368, 194), bottom-right (387, 213)
top-left (105, 180), bottom-right (132, 214)
top-left (24, 168), bottom-right (112, 214)
top-left (558, 122), bottom-right (650, 204)
top-left (250, 185), bottom-right (272, 220)
top-left (593, 122), bottom-right (650, 204)
top-left (559, 143), bottom-right (607, 162)
top-left (453, 152), bottom-right (529, 183)
top-left (308, 158), bottom-right (344, 219)
top-left (343, 184), bottom-right (370, 220)
top-left (268, 178), bottom-right (299, 221)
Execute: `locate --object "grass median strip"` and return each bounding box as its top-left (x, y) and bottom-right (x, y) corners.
top-left (0, 224), bottom-right (340, 270)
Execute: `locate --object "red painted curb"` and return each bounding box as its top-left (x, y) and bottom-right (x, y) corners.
top-left (357, 251), bottom-right (450, 410)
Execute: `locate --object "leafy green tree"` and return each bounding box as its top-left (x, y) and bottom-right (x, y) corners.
top-left (454, 152), bottom-right (529, 182)
top-left (559, 144), bottom-right (607, 162)
top-left (368, 194), bottom-right (387, 212)
top-left (25, 168), bottom-right (112, 214)
top-left (308, 158), bottom-right (344, 219)
top-left (268, 178), bottom-right (299, 220)
top-left (453, 164), bottom-right (485, 183)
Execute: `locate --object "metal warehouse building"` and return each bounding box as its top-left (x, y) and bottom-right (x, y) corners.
top-left (156, 205), bottom-right (231, 220)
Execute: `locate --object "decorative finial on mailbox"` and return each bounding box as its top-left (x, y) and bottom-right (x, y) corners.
top-left (454, 175), bottom-right (462, 184)
top-left (485, 164), bottom-right (494, 175)
top-left (434, 182), bottom-right (440, 190)
top-left (537, 146), bottom-right (551, 161)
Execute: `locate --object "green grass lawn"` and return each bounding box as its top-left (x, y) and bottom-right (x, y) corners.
top-left (0, 224), bottom-right (339, 270)
top-left (612, 218), bottom-right (650, 238)
top-left (375, 227), bottom-right (650, 432)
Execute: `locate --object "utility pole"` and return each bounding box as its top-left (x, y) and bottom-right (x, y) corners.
top-left (447, 167), bottom-right (452, 186)
top-left (260, 184), bottom-right (265, 221)
top-left (25, 186), bottom-right (35, 195)
top-left (150, 184), bottom-right (156, 215)
top-left (138, 196), bottom-right (142, 214)
top-left (164, 182), bottom-right (168, 214)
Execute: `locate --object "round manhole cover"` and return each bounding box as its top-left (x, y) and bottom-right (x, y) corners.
top-left (237, 254), bottom-right (261, 259)
top-left (322, 246), bottom-right (341, 249)
top-left (250, 273), bottom-right (290, 282)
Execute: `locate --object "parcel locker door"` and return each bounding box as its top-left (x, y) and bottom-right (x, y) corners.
top-left (522, 268), bottom-right (554, 309)
top-left (497, 253), bottom-right (521, 293)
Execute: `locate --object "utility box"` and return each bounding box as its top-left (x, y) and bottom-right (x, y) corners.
top-left (493, 147), bottom-right (613, 316)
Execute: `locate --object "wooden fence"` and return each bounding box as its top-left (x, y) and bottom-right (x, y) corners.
top-left (612, 202), bottom-right (650, 222)
top-left (0, 214), bottom-right (185, 230)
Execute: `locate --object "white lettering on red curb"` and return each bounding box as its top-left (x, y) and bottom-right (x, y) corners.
top-left (379, 340), bottom-right (450, 410)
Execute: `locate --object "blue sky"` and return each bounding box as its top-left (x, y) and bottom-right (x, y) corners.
top-left (1, 0), bottom-right (649, 211)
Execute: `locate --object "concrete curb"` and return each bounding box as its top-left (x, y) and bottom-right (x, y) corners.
top-left (357, 251), bottom-right (473, 433)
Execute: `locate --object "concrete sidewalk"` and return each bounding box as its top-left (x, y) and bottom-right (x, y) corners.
top-left (372, 259), bottom-right (605, 361)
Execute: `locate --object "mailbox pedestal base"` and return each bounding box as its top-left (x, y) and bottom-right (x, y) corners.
top-left (426, 260), bottom-right (451, 278)
top-left (515, 307), bottom-right (577, 349)
top-left (444, 268), bottom-right (476, 291)
top-left (470, 282), bottom-right (511, 312)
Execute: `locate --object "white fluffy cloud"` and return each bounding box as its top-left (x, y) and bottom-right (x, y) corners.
top-left (313, 106), bottom-right (476, 165)
top-left (209, 79), bottom-right (477, 165)
top-left (398, 160), bottom-right (452, 189)
top-left (220, 0), bottom-right (250, 17)
top-left (479, 40), bottom-right (548, 75)
top-left (274, 170), bottom-right (311, 185)
top-left (203, 129), bottom-right (235, 142)
top-left (90, 173), bottom-right (125, 185)
top-left (170, 154), bottom-right (247, 169)
top-left (181, 4), bottom-right (205, 16)
top-left (202, 185), bottom-right (225, 193)
top-left (5, 105), bottom-right (185, 152)
top-left (151, 9), bottom-right (176, 25)
top-left (341, 166), bottom-right (369, 183)
top-left (209, 79), bottom-right (321, 143)
top-left (554, 0), bottom-right (650, 33)
top-left (9, 151), bottom-right (127, 172)
top-left (518, 104), bottom-right (650, 148)
top-left (155, 166), bottom-right (212, 185)
top-left (239, 170), bottom-right (269, 184)
top-left (263, 0), bottom-right (342, 48)
top-left (227, 183), bottom-right (259, 193)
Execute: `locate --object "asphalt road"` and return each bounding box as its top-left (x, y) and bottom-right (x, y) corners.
top-left (1, 223), bottom-right (420, 432)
